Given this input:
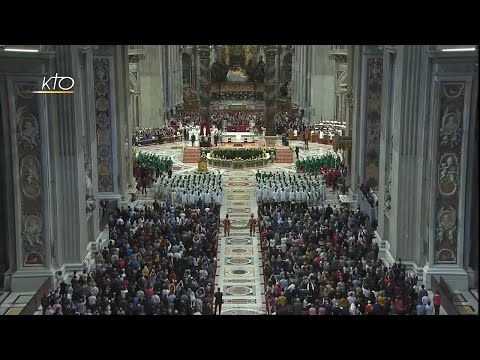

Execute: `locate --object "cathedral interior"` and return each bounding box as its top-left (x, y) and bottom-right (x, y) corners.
top-left (0, 44), bottom-right (478, 315)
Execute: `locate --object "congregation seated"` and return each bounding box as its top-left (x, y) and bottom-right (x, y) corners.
top-left (133, 126), bottom-right (181, 146)
top-left (43, 201), bottom-right (220, 315)
top-left (211, 111), bottom-right (264, 130)
top-left (274, 111), bottom-right (302, 135)
top-left (171, 111), bottom-right (200, 125)
top-left (258, 202), bottom-right (429, 315)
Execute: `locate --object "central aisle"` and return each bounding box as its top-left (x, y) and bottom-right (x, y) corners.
top-left (215, 169), bottom-right (266, 315)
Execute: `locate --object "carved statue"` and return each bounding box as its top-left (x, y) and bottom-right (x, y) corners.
top-left (279, 81), bottom-right (289, 97)
top-left (254, 55), bottom-right (266, 83)
top-left (243, 45), bottom-right (255, 67)
top-left (22, 215), bottom-right (43, 248)
top-left (384, 178), bottom-right (391, 212)
top-left (85, 161), bottom-right (96, 213)
top-left (211, 60), bottom-right (228, 83)
top-left (224, 45), bottom-right (231, 66)
top-left (17, 109), bottom-right (40, 150)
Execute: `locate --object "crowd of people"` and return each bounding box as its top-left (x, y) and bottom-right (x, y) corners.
top-left (275, 111), bottom-right (303, 134)
top-left (42, 200), bottom-right (220, 315)
top-left (257, 200), bottom-right (440, 315)
top-left (154, 173), bottom-right (223, 208)
top-left (133, 127), bottom-right (179, 146)
top-left (170, 111), bottom-right (200, 125)
top-left (211, 111), bottom-right (264, 127)
top-left (255, 172), bottom-right (327, 208)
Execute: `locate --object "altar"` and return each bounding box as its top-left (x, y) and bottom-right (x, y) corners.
top-left (221, 132), bottom-right (255, 143)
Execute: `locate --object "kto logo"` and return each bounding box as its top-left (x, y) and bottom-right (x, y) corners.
top-left (31, 73), bottom-right (75, 94)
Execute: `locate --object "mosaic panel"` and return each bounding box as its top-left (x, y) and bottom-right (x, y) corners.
top-left (228, 208), bottom-right (251, 214)
top-left (224, 285), bottom-right (256, 296)
top-left (228, 201), bottom-right (249, 207)
top-left (225, 256), bottom-right (254, 265)
top-left (225, 181), bottom-right (253, 187)
top-left (224, 266), bottom-right (255, 277)
top-left (365, 57), bottom-right (383, 190)
top-left (14, 82), bottom-right (45, 266)
top-left (223, 298), bottom-right (257, 304)
top-left (434, 81), bottom-right (465, 264)
top-left (224, 247), bottom-right (254, 256)
top-left (230, 219), bottom-right (249, 228)
top-left (222, 308), bottom-right (264, 315)
top-left (228, 194), bottom-right (250, 201)
top-left (94, 57), bottom-right (114, 192)
top-left (227, 237), bottom-right (252, 245)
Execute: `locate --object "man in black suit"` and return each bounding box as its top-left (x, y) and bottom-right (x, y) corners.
top-left (214, 287), bottom-right (223, 315)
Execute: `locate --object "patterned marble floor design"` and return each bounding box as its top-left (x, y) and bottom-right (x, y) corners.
top-left (216, 169), bottom-right (266, 315)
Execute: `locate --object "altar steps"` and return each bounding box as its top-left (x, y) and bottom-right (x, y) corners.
top-left (275, 146), bottom-right (294, 163)
top-left (183, 147), bottom-right (201, 163)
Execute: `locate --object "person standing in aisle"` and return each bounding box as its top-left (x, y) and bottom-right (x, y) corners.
top-left (214, 287), bottom-right (223, 315)
top-left (248, 213), bottom-right (257, 237)
top-left (223, 214), bottom-right (231, 236)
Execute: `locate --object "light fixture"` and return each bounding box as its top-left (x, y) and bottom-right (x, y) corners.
top-left (441, 47), bottom-right (476, 52)
top-left (4, 48), bottom-right (39, 52)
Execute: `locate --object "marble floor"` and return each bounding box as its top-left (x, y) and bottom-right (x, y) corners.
top-left (216, 169), bottom-right (266, 315)
top-left (0, 291), bottom-right (35, 315)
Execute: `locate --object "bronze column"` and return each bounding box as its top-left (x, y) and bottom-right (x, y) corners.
top-left (198, 46), bottom-right (212, 127)
top-left (264, 45), bottom-right (278, 146)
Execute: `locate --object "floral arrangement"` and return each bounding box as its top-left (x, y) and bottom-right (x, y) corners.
top-left (201, 147), bottom-right (275, 160)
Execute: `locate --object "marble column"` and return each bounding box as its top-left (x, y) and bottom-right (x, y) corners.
top-left (178, 46), bottom-right (183, 107)
top-left (0, 52), bottom-right (55, 291)
top-left (139, 45), bottom-right (165, 128)
top-left (198, 46), bottom-right (211, 125)
top-left (423, 50), bottom-right (478, 291)
top-left (310, 45), bottom-right (336, 122)
top-left (385, 46), bottom-right (427, 271)
top-left (53, 45), bottom-right (99, 280)
top-left (93, 45), bottom-right (130, 200)
top-left (350, 45), bottom-right (363, 189)
top-left (377, 46), bottom-right (396, 243)
top-left (112, 45), bottom-right (131, 200)
top-left (264, 45), bottom-right (278, 143)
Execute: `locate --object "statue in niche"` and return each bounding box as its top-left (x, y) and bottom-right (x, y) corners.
top-left (279, 81), bottom-right (289, 97)
top-left (384, 178), bottom-right (391, 212)
top-left (211, 47), bottom-right (228, 83)
top-left (435, 207), bottom-right (457, 246)
top-left (223, 45), bottom-right (231, 66)
top-left (254, 55), bottom-right (266, 83)
top-left (438, 154), bottom-right (458, 195)
top-left (85, 161), bottom-right (96, 213)
top-left (243, 45), bottom-right (255, 68)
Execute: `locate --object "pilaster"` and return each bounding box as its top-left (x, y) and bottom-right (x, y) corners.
top-left (423, 50), bottom-right (478, 291)
top-left (388, 45), bottom-right (426, 267)
top-left (139, 45), bottom-right (164, 127)
top-left (0, 52), bottom-right (56, 291)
